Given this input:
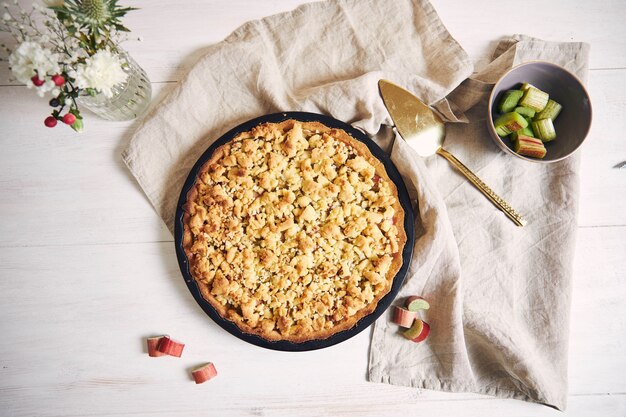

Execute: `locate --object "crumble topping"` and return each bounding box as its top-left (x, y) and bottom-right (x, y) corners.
top-left (184, 120), bottom-right (404, 340)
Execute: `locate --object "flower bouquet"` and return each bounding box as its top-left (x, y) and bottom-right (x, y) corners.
top-left (0, 0), bottom-right (150, 131)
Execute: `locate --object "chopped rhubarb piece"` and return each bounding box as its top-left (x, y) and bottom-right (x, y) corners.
top-left (157, 336), bottom-right (185, 357)
top-left (403, 319), bottom-right (430, 343)
top-left (392, 306), bottom-right (417, 328)
top-left (519, 87), bottom-right (549, 112)
top-left (494, 112), bottom-right (528, 137)
top-left (192, 363), bottom-right (218, 384)
top-left (514, 135), bottom-right (547, 159)
top-left (406, 296), bottom-right (430, 312)
top-left (147, 336), bottom-right (166, 357)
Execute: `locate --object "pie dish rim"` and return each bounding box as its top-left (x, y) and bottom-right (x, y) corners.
top-left (174, 111), bottom-right (415, 351)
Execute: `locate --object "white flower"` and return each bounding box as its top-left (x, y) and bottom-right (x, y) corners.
top-left (42, 0), bottom-right (64, 7)
top-left (8, 41), bottom-right (60, 90)
top-left (74, 50), bottom-right (128, 98)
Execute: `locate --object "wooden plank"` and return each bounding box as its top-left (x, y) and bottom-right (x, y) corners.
top-left (1, 390), bottom-right (624, 417)
top-left (431, 0), bottom-right (626, 71)
top-left (568, 225), bottom-right (626, 393)
top-left (0, 226), bottom-right (623, 415)
top-left (0, 84), bottom-right (173, 246)
top-left (579, 69), bottom-right (626, 227)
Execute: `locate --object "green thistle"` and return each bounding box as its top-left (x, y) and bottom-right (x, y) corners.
top-left (48, 0), bottom-right (137, 54)
top-left (64, 0), bottom-right (136, 30)
top-left (79, 0), bottom-right (112, 27)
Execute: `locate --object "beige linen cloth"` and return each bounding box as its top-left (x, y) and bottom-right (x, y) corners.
top-left (122, 0), bottom-right (589, 410)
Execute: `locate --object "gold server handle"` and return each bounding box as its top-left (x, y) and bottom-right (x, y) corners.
top-left (436, 148), bottom-right (527, 227)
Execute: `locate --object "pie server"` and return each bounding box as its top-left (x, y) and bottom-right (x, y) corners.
top-left (378, 79), bottom-right (526, 227)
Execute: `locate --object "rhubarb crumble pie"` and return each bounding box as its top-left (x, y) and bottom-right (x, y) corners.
top-left (182, 119), bottom-right (406, 342)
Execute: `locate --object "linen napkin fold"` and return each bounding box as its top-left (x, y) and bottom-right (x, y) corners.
top-left (368, 35), bottom-right (589, 411)
top-left (122, 0), bottom-right (589, 410)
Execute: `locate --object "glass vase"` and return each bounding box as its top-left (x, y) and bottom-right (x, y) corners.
top-left (78, 52), bottom-right (152, 121)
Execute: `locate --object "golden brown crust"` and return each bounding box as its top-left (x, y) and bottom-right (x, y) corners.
top-left (182, 119), bottom-right (406, 343)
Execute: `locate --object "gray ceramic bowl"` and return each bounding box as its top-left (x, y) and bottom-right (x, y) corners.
top-left (487, 61), bottom-right (592, 163)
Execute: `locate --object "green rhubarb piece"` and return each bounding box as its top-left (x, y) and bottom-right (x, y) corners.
top-left (531, 118), bottom-right (557, 142)
top-left (498, 90), bottom-right (524, 113)
top-left (510, 126), bottom-right (535, 142)
top-left (494, 112), bottom-right (528, 137)
top-left (514, 106), bottom-right (536, 118)
top-left (519, 87), bottom-right (549, 112)
top-left (406, 296), bottom-right (430, 312)
top-left (534, 99), bottom-right (563, 121)
top-left (403, 319), bottom-right (424, 340)
top-left (520, 126), bottom-right (534, 137)
top-left (520, 82), bottom-right (536, 91)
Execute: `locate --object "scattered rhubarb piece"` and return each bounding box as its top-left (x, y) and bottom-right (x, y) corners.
top-left (403, 318), bottom-right (423, 340)
top-left (147, 336), bottom-right (166, 357)
top-left (157, 336), bottom-right (185, 357)
top-left (406, 296), bottom-right (430, 312)
top-left (413, 321), bottom-right (430, 343)
top-left (392, 306), bottom-right (417, 328)
top-left (403, 319), bottom-right (430, 343)
top-left (192, 363), bottom-right (218, 384)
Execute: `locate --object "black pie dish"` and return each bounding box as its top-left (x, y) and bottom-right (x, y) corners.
top-left (174, 112), bottom-right (415, 351)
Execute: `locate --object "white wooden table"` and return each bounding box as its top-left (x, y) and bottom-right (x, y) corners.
top-left (1, 1), bottom-right (625, 416)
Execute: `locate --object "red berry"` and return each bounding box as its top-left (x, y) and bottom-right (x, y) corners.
top-left (44, 116), bottom-right (57, 128)
top-left (31, 76), bottom-right (45, 87)
top-left (62, 113), bottom-right (77, 125)
top-left (51, 74), bottom-right (65, 86)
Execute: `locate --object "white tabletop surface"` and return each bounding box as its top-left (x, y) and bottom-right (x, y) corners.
top-left (1, 1), bottom-right (625, 416)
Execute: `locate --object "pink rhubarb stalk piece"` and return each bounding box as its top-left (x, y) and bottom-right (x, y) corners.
top-left (156, 336), bottom-right (185, 357)
top-left (192, 363), bottom-right (218, 384)
top-left (146, 336), bottom-right (167, 357)
top-left (392, 306), bottom-right (417, 328)
top-left (514, 135), bottom-right (547, 158)
top-left (403, 319), bottom-right (430, 343)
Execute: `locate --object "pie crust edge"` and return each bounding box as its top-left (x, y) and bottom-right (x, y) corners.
top-left (182, 119), bottom-right (407, 343)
